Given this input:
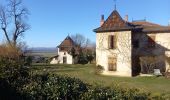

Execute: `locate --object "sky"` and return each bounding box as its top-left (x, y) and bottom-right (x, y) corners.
top-left (0, 0), bottom-right (170, 47)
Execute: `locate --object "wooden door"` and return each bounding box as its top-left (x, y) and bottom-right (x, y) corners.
top-left (63, 57), bottom-right (67, 64)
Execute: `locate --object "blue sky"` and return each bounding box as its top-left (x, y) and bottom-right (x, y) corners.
top-left (0, 0), bottom-right (170, 47)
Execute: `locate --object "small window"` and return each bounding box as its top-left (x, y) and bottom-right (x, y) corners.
top-left (148, 35), bottom-right (155, 48)
top-left (108, 57), bottom-right (117, 71)
top-left (108, 35), bottom-right (116, 49)
top-left (133, 40), bottom-right (139, 48)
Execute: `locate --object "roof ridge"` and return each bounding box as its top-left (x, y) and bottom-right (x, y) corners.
top-left (58, 36), bottom-right (75, 47)
top-left (94, 10), bottom-right (133, 32)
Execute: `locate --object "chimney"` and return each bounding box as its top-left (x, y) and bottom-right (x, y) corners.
top-left (100, 15), bottom-right (104, 26)
top-left (124, 15), bottom-right (128, 22)
top-left (168, 20), bottom-right (170, 26)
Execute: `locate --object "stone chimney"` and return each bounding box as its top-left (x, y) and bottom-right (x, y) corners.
top-left (168, 20), bottom-right (170, 26)
top-left (124, 15), bottom-right (128, 22)
top-left (100, 15), bottom-right (104, 26)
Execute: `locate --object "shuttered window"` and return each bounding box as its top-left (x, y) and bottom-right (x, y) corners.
top-left (148, 35), bottom-right (155, 48)
top-left (108, 35), bottom-right (116, 49)
top-left (108, 57), bottom-right (117, 71)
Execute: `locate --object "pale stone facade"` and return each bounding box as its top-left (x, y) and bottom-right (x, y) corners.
top-left (50, 51), bottom-right (73, 64)
top-left (50, 36), bottom-right (75, 64)
top-left (96, 31), bottom-right (132, 76)
top-left (94, 10), bottom-right (170, 77)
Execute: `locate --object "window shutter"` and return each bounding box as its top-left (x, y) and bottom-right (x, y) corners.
top-left (108, 35), bottom-right (117, 49)
top-left (111, 36), bottom-right (114, 49)
top-left (113, 35), bottom-right (117, 48)
top-left (108, 35), bottom-right (111, 49)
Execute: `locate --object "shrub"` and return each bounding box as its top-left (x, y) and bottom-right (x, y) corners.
top-left (0, 44), bottom-right (30, 100)
top-left (24, 56), bottom-right (33, 66)
top-left (78, 55), bottom-right (88, 64)
top-left (21, 74), bottom-right (157, 100)
top-left (95, 65), bottom-right (104, 74)
top-left (23, 74), bottom-right (89, 99)
top-left (81, 84), bottom-right (151, 100)
top-left (0, 72), bottom-right (168, 99)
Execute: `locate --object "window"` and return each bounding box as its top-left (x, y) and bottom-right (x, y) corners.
top-left (108, 35), bottom-right (116, 49)
top-left (148, 35), bottom-right (155, 48)
top-left (108, 57), bottom-right (117, 71)
top-left (133, 40), bottom-right (139, 48)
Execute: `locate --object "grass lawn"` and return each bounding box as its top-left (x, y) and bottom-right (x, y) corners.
top-left (31, 63), bottom-right (170, 96)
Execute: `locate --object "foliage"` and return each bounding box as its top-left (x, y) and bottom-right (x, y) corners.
top-left (81, 84), bottom-right (151, 100)
top-left (0, 68), bottom-right (169, 99)
top-left (95, 65), bottom-right (104, 74)
top-left (0, 44), bottom-right (30, 99)
top-left (70, 33), bottom-right (95, 64)
top-left (0, 72), bottom-right (155, 100)
top-left (77, 53), bottom-right (88, 64)
top-left (86, 54), bottom-right (94, 63)
top-left (24, 74), bottom-right (169, 100)
top-left (23, 74), bottom-right (89, 100)
top-left (0, 45), bottom-right (28, 78)
top-left (24, 56), bottom-right (33, 66)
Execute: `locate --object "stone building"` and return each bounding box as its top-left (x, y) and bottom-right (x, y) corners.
top-left (94, 10), bottom-right (170, 77)
top-left (50, 36), bottom-right (75, 64)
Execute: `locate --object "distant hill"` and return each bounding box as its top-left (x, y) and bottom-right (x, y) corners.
top-left (27, 47), bottom-right (57, 53)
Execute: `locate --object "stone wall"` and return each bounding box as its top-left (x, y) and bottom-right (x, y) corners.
top-left (96, 31), bottom-right (132, 77)
top-left (132, 32), bottom-right (170, 73)
top-left (50, 51), bottom-right (73, 64)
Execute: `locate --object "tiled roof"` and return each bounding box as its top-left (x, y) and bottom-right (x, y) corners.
top-left (141, 26), bottom-right (170, 33)
top-left (94, 10), bottom-right (170, 33)
top-left (131, 21), bottom-right (161, 27)
top-left (132, 21), bottom-right (170, 33)
top-left (94, 10), bottom-right (134, 32)
top-left (58, 36), bottom-right (75, 47)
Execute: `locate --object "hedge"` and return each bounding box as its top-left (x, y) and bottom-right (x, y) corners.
top-left (1, 73), bottom-right (169, 100)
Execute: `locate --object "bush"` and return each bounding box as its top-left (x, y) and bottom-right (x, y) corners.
top-left (20, 74), bottom-right (153, 100)
top-left (81, 84), bottom-right (151, 100)
top-left (0, 44), bottom-right (30, 99)
top-left (0, 72), bottom-right (168, 99)
top-left (77, 55), bottom-right (88, 64)
top-left (24, 56), bottom-right (33, 66)
top-left (95, 65), bottom-right (104, 74)
top-left (22, 74), bottom-right (89, 99)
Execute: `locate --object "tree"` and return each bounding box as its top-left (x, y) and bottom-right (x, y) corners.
top-left (71, 33), bottom-right (95, 64)
top-left (71, 34), bottom-right (90, 49)
top-left (0, 0), bottom-right (30, 47)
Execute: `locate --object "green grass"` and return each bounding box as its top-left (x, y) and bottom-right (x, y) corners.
top-left (31, 63), bottom-right (170, 96)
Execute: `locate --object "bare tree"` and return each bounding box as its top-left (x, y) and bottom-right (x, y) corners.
top-left (71, 33), bottom-right (95, 64)
top-left (0, 0), bottom-right (29, 47)
top-left (71, 34), bottom-right (87, 48)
